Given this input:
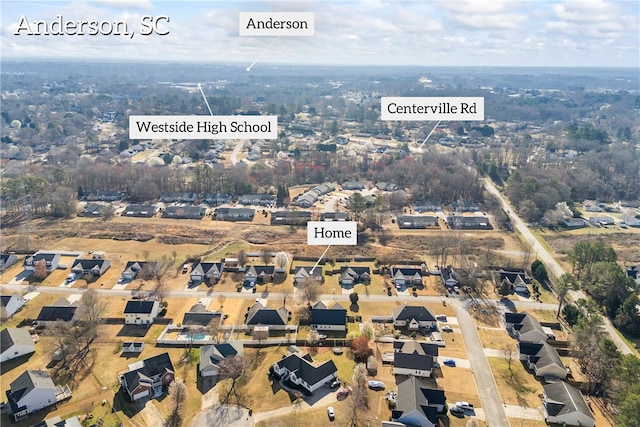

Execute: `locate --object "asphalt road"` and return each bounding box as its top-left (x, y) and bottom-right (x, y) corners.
top-left (483, 178), bottom-right (633, 355)
top-left (452, 298), bottom-right (509, 427)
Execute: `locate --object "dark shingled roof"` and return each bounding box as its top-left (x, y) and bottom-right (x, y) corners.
top-left (122, 353), bottom-right (174, 396)
top-left (246, 302), bottom-right (287, 326)
top-left (124, 300), bottom-right (157, 314)
top-left (543, 382), bottom-right (594, 421)
top-left (392, 305), bottom-right (437, 323)
top-left (273, 353), bottom-right (337, 390)
top-left (311, 302), bottom-right (346, 326)
top-left (392, 376), bottom-right (441, 425)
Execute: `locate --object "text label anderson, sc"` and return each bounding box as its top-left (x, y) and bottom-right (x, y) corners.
top-left (129, 115), bottom-right (278, 139)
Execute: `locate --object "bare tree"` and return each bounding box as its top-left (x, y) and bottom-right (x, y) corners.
top-left (184, 325), bottom-right (203, 357)
top-left (209, 317), bottom-right (222, 344)
top-left (77, 288), bottom-right (106, 347)
top-left (166, 378), bottom-right (187, 427)
top-left (260, 250), bottom-right (271, 265)
top-left (217, 294), bottom-right (226, 309)
top-left (237, 250), bottom-right (247, 269)
top-left (275, 252), bottom-right (289, 272)
top-left (502, 343), bottom-right (516, 374)
top-left (218, 354), bottom-right (248, 406)
top-left (307, 329), bottom-right (320, 356)
top-left (298, 277), bottom-right (321, 305)
top-left (347, 363), bottom-right (369, 427)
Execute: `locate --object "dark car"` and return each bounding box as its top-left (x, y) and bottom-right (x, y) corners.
top-left (450, 406), bottom-right (465, 417)
top-left (443, 358), bottom-right (456, 367)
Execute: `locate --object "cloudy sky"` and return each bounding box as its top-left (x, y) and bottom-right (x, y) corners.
top-left (1, 0), bottom-right (638, 67)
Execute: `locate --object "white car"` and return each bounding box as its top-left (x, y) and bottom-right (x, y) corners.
top-left (441, 325), bottom-right (453, 332)
top-left (455, 401), bottom-right (474, 410)
top-left (327, 406), bottom-right (335, 421)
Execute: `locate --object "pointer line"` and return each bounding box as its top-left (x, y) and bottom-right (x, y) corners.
top-left (417, 120), bottom-right (441, 150)
top-left (197, 83), bottom-right (214, 116)
top-left (310, 245), bottom-right (331, 275)
top-left (247, 36), bottom-right (281, 71)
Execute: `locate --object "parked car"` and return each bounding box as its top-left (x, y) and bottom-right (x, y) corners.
top-left (327, 380), bottom-right (340, 389)
top-left (66, 273), bottom-right (76, 283)
top-left (336, 386), bottom-right (352, 400)
top-left (455, 401), bottom-right (474, 410)
top-left (436, 314), bottom-right (447, 321)
top-left (443, 358), bottom-right (456, 367)
top-left (441, 325), bottom-right (453, 332)
top-left (450, 406), bottom-right (465, 417)
top-left (327, 406), bottom-right (335, 421)
top-left (367, 380), bottom-right (385, 390)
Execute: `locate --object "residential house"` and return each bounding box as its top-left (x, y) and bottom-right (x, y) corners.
top-left (121, 205), bottom-right (157, 218)
top-left (542, 382), bottom-right (595, 427)
top-left (495, 269), bottom-right (529, 294)
top-left (244, 265), bottom-right (275, 286)
top-left (271, 353), bottom-right (337, 394)
top-left (562, 218), bottom-right (587, 228)
top-left (621, 214), bottom-right (640, 228)
top-left (392, 341), bottom-right (438, 378)
top-left (270, 210), bottom-right (312, 226)
top-left (213, 207), bottom-right (255, 222)
top-left (627, 265), bottom-right (640, 285)
top-left (518, 342), bottom-right (567, 381)
top-left (5, 370), bottom-right (57, 421)
top-left (237, 194), bottom-right (276, 207)
top-left (396, 216), bottom-right (439, 229)
top-left (341, 181), bottom-right (366, 190)
top-left (588, 216), bottom-right (615, 226)
top-left (376, 182), bottom-right (400, 192)
top-left (391, 267), bottom-right (425, 287)
top-left (504, 312), bottom-right (549, 343)
top-left (1, 328), bottom-right (36, 363)
top-left (182, 303), bottom-right (223, 327)
top-left (202, 193), bottom-right (232, 207)
top-left (293, 266), bottom-right (323, 286)
top-left (411, 201), bottom-right (441, 213)
top-left (124, 300), bottom-right (160, 325)
top-left (0, 253), bottom-right (18, 271)
top-left (446, 215), bottom-right (492, 230)
top-left (120, 353), bottom-right (175, 401)
top-left (310, 301), bottom-right (347, 332)
top-left (162, 206), bottom-right (206, 219)
top-left (84, 190), bottom-right (123, 202)
top-left (24, 251), bottom-right (61, 273)
top-left (34, 415), bottom-right (82, 427)
top-left (1, 293), bottom-right (26, 320)
top-left (121, 261), bottom-right (160, 281)
top-left (392, 305), bottom-right (437, 330)
top-left (160, 192), bottom-right (197, 203)
top-left (319, 212), bottom-right (349, 221)
top-left (71, 258), bottom-right (111, 277)
top-left (338, 266), bottom-right (370, 286)
top-left (199, 342), bottom-right (243, 378)
top-left (80, 203), bottom-right (107, 217)
top-left (245, 302), bottom-right (287, 329)
top-left (190, 262), bottom-right (224, 283)
top-left (440, 266), bottom-right (460, 288)
top-left (391, 376), bottom-right (444, 427)
top-left (36, 298), bottom-right (78, 326)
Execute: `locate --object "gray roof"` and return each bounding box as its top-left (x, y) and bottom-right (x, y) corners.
top-left (392, 376), bottom-right (441, 424)
top-left (200, 343), bottom-right (243, 372)
top-left (543, 382), bottom-right (594, 423)
top-left (273, 353), bottom-right (337, 389)
top-left (246, 302), bottom-right (287, 326)
top-left (1, 328), bottom-right (34, 355)
top-left (392, 305), bottom-right (437, 323)
top-left (8, 370), bottom-right (55, 412)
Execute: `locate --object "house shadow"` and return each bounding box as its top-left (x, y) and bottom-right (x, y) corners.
top-left (117, 325), bottom-right (151, 337)
top-left (498, 298), bottom-right (516, 312)
top-left (0, 352), bottom-right (35, 374)
top-left (350, 303), bottom-right (359, 313)
top-left (12, 270), bottom-right (32, 283)
top-left (187, 280), bottom-right (203, 289)
top-left (112, 388), bottom-right (143, 418)
top-left (197, 373), bottom-right (218, 394)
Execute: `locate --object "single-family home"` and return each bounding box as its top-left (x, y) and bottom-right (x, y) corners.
top-left (446, 215), bottom-right (492, 230)
top-left (120, 352), bottom-right (175, 401)
top-left (518, 341), bottom-right (567, 380)
top-left (33, 415), bottom-right (82, 427)
top-left (391, 376), bottom-right (444, 427)
top-left (562, 218), bottom-right (587, 228)
top-left (0, 253), bottom-right (18, 271)
top-left (293, 266), bottom-right (323, 286)
top-left (244, 265), bottom-right (275, 286)
top-left (440, 266), bottom-right (459, 288)
top-left (391, 267), bottom-right (425, 287)
top-left (162, 206), bottom-right (207, 219)
top-left (1, 293), bottom-right (26, 320)
top-left (542, 382), bottom-right (595, 427)
top-left (182, 303), bottom-right (223, 327)
top-left (338, 266), bottom-right (370, 286)
top-left (588, 216), bottom-right (615, 227)
top-left (504, 312), bottom-right (548, 343)
top-left (392, 305), bottom-right (437, 330)
top-left (237, 194), bottom-right (275, 207)
top-left (85, 190), bottom-right (123, 201)
top-left (121, 205), bottom-right (157, 218)
top-left (121, 261), bottom-right (159, 281)
top-left (271, 353), bottom-right (337, 394)
top-left (341, 181), bottom-right (365, 191)
top-left (202, 193), bottom-right (232, 207)
top-left (5, 370), bottom-right (57, 421)
top-left (24, 251), bottom-right (61, 273)
top-left (36, 298), bottom-right (78, 326)
top-left (392, 341), bottom-right (436, 378)
top-left (495, 269), bottom-right (529, 294)
top-left (199, 342), bottom-right (243, 378)
top-left (190, 262), bottom-right (224, 283)
top-left (124, 300), bottom-right (160, 325)
top-left (71, 258), bottom-right (111, 277)
top-left (310, 301), bottom-right (347, 332)
top-left (621, 214), bottom-right (640, 228)
top-left (245, 302), bottom-right (287, 329)
top-left (160, 192), bottom-right (197, 203)
top-left (270, 210), bottom-right (312, 225)
top-left (1, 328), bottom-right (36, 363)
top-left (319, 212), bottom-right (349, 221)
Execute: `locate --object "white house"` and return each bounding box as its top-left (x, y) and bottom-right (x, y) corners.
top-left (6, 370), bottom-right (57, 421)
top-left (0, 328), bottom-right (36, 363)
top-left (542, 382), bottom-right (595, 427)
top-left (124, 300), bottom-right (160, 325)
top-left (23, 251), bottom-right (60, 273)
top-left (310, 301), bottom-right (347, 332)
top-left (392, 305), bottom-right (437, 330)
top-left (1, 293), bottom-right (26, 320)
top-left (0, 253), bottom-right (18, 271)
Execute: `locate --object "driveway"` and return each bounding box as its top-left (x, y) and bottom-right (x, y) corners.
top-left (453, 299), bottom-right (509, 427)
top-left (191, 404), bottom-right (250, 427)
top-left (139, 399), bottom-right (164, 427)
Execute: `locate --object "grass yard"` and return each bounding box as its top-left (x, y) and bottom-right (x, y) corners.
top-left (487, 357), bottom-right (543, 408)
top-left (477, 328), bottom-right (515, 350)
top-left (508, 418), bottom-right (547, 427)
top-left (436, 364), bottom-right (480, 408)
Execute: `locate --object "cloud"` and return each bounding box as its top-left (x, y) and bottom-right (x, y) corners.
top-left (90, 0), bottom-right (153, 10)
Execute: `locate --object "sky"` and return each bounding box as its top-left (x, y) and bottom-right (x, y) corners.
top-left (1, 0), bottom-right (639, 68)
